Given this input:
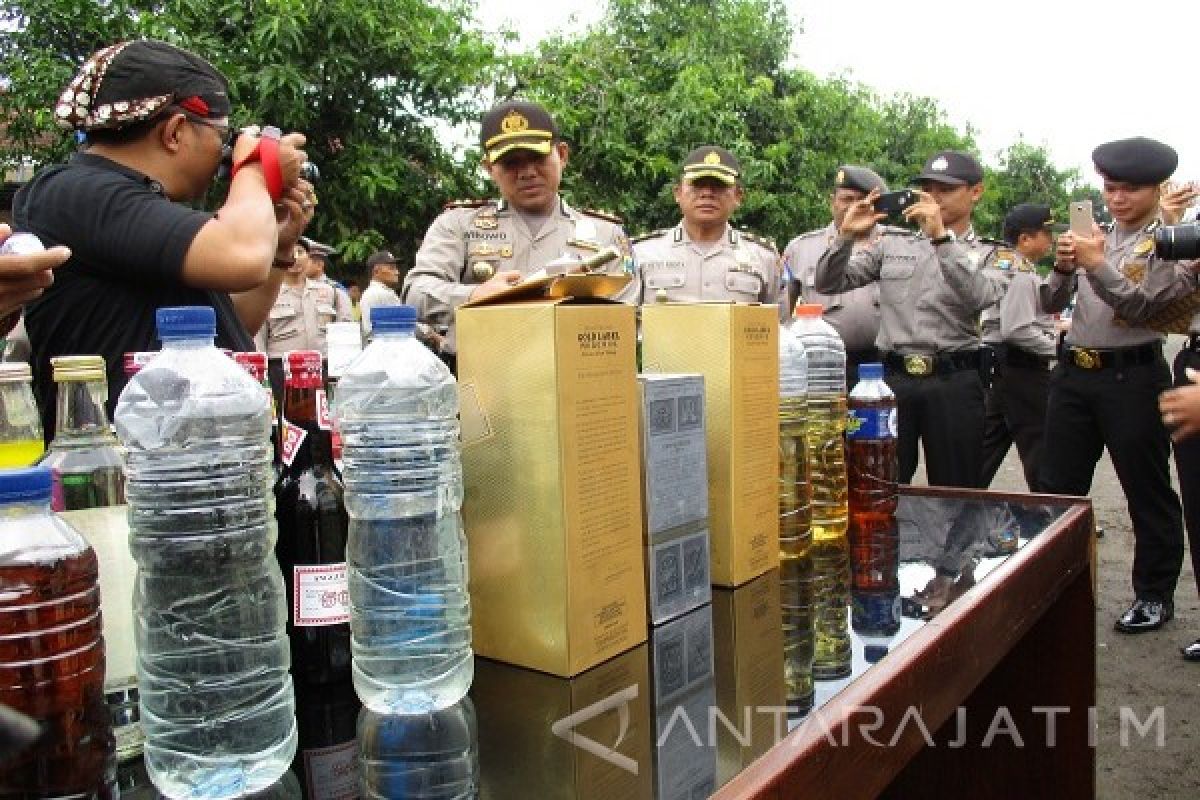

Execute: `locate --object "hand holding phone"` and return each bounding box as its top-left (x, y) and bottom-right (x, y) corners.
top-left (1069, 200), bottom-right (1094, 237)
top-left (873, 189), bottom-right (917, 218)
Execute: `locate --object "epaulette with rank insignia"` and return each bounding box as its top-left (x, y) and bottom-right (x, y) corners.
top-left (443, 198), bottom-right (493, 210)
top-left (632, 228), bottom-right (670, 244)
top-left (980, 237), bottom-right (1008, 248)
top-left (738, 230), bottom-right (780, 254)
top-left (581, 208), bottom-right (623, 224)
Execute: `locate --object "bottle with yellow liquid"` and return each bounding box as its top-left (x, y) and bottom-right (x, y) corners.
top-left (791, 303), bottom-right (850, 680)
top-left (779, 311), bottom-right (815, 712)
top-left (0, 362), bottom-right (44, 466)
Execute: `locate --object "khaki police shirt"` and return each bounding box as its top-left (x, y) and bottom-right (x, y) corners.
top-left (980, 249), bottom-right (1057, 357)
top-left (815, 227), bottom-right (1010, 354)
top-left (255, 278), bottom-right (353, 358)
top-left (1041, 221), bottom-right (1191, 348)
top-left (401, 196), bottom-right (636, 353)
top-left (634, 223), bottom-right (780, 307)
top-left (783, 222), bottom-right (881, 351)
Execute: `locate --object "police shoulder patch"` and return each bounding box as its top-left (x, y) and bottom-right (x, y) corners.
top-left (993, 248), bottom-right (1016, 272)
top-left (738, 230), bottom-right (780, 255)
top-left (443, 198), bottom-right (493, 210)
top-left (632, 228), bottom-right (671, 244)
top-left (581, 207), bottom-right (623, 224)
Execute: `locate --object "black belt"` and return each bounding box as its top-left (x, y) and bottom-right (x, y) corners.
top-left (883, 350), bottom-right (981, 377)
top-left (1059, 341), bottom-right (1160, 370)
top-left (999, 345), bottom-right (1052, 370)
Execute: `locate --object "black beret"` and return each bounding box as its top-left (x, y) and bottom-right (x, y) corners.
top-left (681, 146), bottom-right (741, 185)
top-left (914, 150), bottom-right (984, 186)
top-left (1092, 137), bottom-right (1177, 185)
top-left (834, 165), bottom-right (887, 194)
top-left (1003, 203), bottom-right (1054, 245)
top-left (480, 101), bottom-right (558, 163)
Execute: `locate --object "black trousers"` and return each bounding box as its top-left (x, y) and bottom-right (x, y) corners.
top-left (1171, 345), bottom-right (1200, 599)
top-left (886, 367), bottom-right (986, 488)
top-left (1039, 355), bottom-right (1183, 603)
top-left (845, 347), bottom-right (881, 390)
top-left (981, 361), bottom-right (1050, 491)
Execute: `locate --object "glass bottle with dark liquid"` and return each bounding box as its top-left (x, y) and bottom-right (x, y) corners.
top-left (0, 466), bottom-right (116, 796)
top-left (275, 350), bottom-right (352, 686)
top-left (39, 355), bottom-right (126, 511)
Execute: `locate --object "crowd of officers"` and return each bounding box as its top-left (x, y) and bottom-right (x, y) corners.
top-left (3, 39), bottom-right (1197, 663)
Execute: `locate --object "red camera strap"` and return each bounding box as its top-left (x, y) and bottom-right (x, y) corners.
top-left (231, 127), bottom-right (284, 203)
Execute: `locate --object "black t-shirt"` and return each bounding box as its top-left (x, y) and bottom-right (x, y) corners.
top-left (14, 152), bottom-right (254, 441)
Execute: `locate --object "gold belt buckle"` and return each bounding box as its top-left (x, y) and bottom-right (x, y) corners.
top-left (903, 354), bottom-right (934, 376)
top-left (1070, 348), bottom-right (1102, 369)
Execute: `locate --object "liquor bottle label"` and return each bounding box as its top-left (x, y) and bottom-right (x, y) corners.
top-left (303, 739), bottom-right (359, 799)
top-left (846, 407), bottom-right (898, 440)
top-left (294, 563), bottom-right (350, 626)
top-left (317, 389), bottom-right (333, 431)
top-left (280, 419), bottom-right (307, 466)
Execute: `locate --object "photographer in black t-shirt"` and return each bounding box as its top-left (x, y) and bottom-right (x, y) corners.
top-left (14, 39), bottom-right (314, 440)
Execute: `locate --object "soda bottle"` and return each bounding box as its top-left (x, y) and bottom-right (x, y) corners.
top-left (778, 311), bottom-right (814, 710)
top-left (0, 362), bottom-right (44, 466)
top-left (235, 351), bottom-right (282, 470)
top-left (334, 305), bottom-right (472, 713)
top-left (275, 350), bottom-right (352, 686)
top-left (791, 303), bottom-right (850, 680)
top-left (115, 306), bottom-right (296, 798)
top-left (39, 355), bottom-right (125, 511)
top-left (0, 466), bottom-right (116, 795)
top-left (847, 362), bottom-right (899, 595)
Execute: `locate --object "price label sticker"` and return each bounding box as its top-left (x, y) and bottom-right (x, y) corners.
top-left (294, 563), bottom-right (350, 626)
top-left (317, 389), bottom-right (333, 431)
top-left (280, 419), bottom-right (307, 467)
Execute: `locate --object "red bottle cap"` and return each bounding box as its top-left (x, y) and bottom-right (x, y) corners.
top-left (284, 350), bottom-right (323, 388)
top-left (233, 351), bottom-right (268, 382)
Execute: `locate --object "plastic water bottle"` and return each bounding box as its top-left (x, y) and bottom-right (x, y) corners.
top-left (0, 466), bottom-right (116, 796)
top-left (358, 700), bottom-right (479, 799)
top-left (115, 306), bottom-right (296, 799)
top-left (791, 303), bottom-right (850, 680)
top-left (778, 313), bottom-right (814, 711)
top-left (334, 305), bottom-right (472, 713)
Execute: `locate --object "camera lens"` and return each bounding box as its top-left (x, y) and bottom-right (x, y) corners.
top-left (1154, 223), bottom-right (1200, 261)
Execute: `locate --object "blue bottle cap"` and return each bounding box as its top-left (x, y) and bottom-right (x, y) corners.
top-left (864, 644), bottom-right (889, 664)
top-left (372, 305), bottom-right (417, 334)
top-left (0, 467), bottom-right (53, 504)
top-left (156, 306), bottom-right (216, 340)
top-left (858, 362), bottom-right (884, 381)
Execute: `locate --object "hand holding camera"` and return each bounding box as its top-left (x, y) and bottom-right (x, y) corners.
top-left (840, 189), bottom-right (886, 238)
top-left (902, 190), bottom-right (947, 240)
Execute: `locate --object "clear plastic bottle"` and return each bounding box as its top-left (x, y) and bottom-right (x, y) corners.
top-left (115, 306), bottom-right (296, 799)
top-left (0, 362), bottom-right (44, 466)
top-left (334, 305), bottom-right (472, 713)
top-left (791, 303), bottom-right (850, 680)
top-left (0, 466), bottom-right (116, 796)
top-left (39, 355), bottom-right (126, 511)
top-left (847, 363), bottom-right (900, 605)
top-left (357, 699), bottom-right (479, 800)
top-left (778, 312), bottom-right (814, 710)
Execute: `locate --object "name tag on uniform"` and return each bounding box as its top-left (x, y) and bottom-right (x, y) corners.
top-left (725, 270), bottom-right (762, 295)
top-left (316, 303), bottom-right (335, 315)
top-left (269, 305), bottom-right (297, 320)
top-left (642, 261), bottom-right (686, 289)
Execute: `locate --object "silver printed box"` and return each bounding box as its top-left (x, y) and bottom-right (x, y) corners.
top-left (651, 604), bottom-right (717, 800)
top-left (638, 374), bottom-right (709, 537)
top-left (647, 522), bottom-right (711, 625)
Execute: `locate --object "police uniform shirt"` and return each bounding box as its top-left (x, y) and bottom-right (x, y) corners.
top-left (783, 222), bottom-right (880, 351)
top-left (634, 223), bottom-right (780, 306)
top-left (981, 249), bottom-right (1057, 357)
top-left (814, 227), bottom-right (1010, 354)
top-left (402, 196), bottom-right (636, 352)
top-left (256, 278), bottom-right (351, 357)
top-left (1042, 221), bottom-right (1192, 348)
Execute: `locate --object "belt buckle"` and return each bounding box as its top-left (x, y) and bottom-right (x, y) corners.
top-left (1070, 348), bottom-right (1101, 369)
top-left (903, 354), bottom-right (934, 376)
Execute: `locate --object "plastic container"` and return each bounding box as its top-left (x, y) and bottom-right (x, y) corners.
top-left (357, 700), bottom-right (479, 800)
top-left (334, 305), bottom-right (472, 713)
top-left (791, 303), bottom-right (850, 681)
top-left (0, 362), bottom-right (44, 466)
top-left (0, 466), bottom-right (116, 795)
top-left (40, 355), bottom-right (125, 511)
top-left (115, 306), bottom-right (296, 799)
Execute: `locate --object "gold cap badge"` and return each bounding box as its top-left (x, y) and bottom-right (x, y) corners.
top-left (704, 151), bottom-right (722, 165)
top-left (501, 111), bottom-right (529, 134)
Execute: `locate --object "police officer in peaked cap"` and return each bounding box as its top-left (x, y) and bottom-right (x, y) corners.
top-left (1042, 136), bottom-right (1193, 634)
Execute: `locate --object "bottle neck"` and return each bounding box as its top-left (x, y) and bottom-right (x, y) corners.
top-left (53, 378), bottom-right (114, 442)
top-left (161, 336), bottom-right (215, 350)
top-left (372, 329), bottom-right (414, 341)
top-left (282, 383), bottom-right (335, 472)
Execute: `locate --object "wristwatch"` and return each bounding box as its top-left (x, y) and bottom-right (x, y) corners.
top-left (930, 231), bottom-right (956, 246)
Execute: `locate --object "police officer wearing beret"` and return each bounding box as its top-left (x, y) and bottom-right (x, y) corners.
top-left (979, 203), bottom-right (1058, 491)
top-left (401, 100), bottom-right (635, 363)
top-left (1043, 136), bottom-right (1192, 634)
top-left (816, 150), bottom-right (1011, 488)
top-left (634, 146), bottom-right (780, 307)
top-left (784, 165), bottom-right (886, 383)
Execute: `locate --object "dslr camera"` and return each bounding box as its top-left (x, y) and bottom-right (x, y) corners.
top-left (1155, 222), bottom-right (1200, 261)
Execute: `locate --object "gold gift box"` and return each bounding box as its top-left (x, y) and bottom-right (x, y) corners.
top-left (474, 646), bottom-right (654, 800)
top-left (457, 295), bottom-right (647, 677)
top-left (712, 569), bottom-right (786, 784)
top-left (642, 304), bottom-right (780, 587)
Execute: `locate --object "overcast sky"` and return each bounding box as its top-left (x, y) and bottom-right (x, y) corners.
top-left (476, 0), bottom-right (1200, 187)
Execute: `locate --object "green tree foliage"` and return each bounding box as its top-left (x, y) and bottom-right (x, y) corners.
top-left (977, 139), bottom-right (1084, 239)
top-left (0, 0), bottom-right (498, 271)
